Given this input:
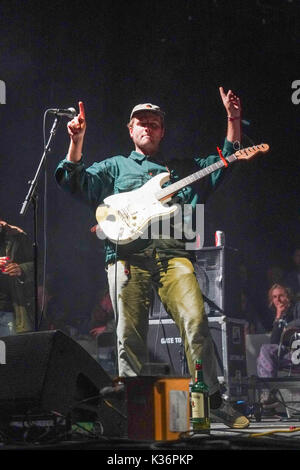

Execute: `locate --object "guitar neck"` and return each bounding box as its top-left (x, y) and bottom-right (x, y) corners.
top-left (157, 152), bottom-right (238, 200)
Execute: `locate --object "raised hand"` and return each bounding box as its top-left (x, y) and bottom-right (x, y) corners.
top-left (67, 101), bottom-right (86, 144)
top-left (219, 87), bottom-right (241, 119)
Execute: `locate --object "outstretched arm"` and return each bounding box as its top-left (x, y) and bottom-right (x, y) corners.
top-left (219, 87), bottom-right (242, 144)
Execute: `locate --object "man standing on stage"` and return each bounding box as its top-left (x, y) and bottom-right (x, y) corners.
top-left (55, 87), bottom-right (250, 428)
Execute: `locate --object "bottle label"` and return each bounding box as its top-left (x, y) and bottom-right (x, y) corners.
top-left (191, 392), bottom-right (208, 418)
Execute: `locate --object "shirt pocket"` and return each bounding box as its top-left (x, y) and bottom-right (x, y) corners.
top-left (114, 175), bottom-right (147, 193)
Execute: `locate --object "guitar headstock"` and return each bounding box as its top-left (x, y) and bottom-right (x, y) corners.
top-left (235, 143), bottom-right (270, 160)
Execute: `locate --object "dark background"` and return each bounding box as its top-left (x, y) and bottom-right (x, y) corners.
top-left (0, 0), bottom-right (299, 330)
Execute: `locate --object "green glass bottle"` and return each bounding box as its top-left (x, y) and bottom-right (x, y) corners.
top-left (191, 359), bottom-right (210, 432)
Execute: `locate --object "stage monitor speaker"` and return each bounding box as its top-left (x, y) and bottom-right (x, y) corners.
top-left (149, 246), bottom-right (241, 319)
top-left (0, 330), bottom-right (124, 435)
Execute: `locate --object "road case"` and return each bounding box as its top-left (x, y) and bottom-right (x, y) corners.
top-left (148, 315), bottom-right (248, 400)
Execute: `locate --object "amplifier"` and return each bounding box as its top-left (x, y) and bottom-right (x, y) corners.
top-left (148, 316), bottom-right (248, 400)
top-left (124, 377), bottom-right (190, 441)
top-left (148, 319), bottom-right (188, 377)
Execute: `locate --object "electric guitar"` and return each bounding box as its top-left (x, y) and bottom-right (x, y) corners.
top-left (95, 144), bottom-right (269, 244)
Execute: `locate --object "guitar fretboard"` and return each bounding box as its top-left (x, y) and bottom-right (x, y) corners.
top-left (156, 153), bottom-right (238, 200)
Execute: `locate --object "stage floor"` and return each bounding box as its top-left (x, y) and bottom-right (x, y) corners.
top-left (1, 417), bottom-right (300, 452)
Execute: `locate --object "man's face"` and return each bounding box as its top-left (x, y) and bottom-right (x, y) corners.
top-left (129, 111), bottom-right (164, 156)
top-left (271, 287), bottom-right (290, 310)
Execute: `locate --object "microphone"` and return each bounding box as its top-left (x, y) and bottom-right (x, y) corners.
top-left (47, 107), bottom-right (77, 119)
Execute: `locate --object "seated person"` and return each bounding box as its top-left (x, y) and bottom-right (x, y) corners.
top-left (0, 219), bottom-right (34, 335)
top-left (256, 284), bottom-right (300, 406)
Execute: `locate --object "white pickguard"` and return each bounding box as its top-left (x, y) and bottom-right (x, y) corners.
top-left (96, 172), bottom-right (177, 244)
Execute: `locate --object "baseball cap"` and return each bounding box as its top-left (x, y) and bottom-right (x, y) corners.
top-left (130, 103), bottom-right (165, 120)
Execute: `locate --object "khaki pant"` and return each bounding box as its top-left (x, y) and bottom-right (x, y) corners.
top-left (107, 256), bottom-right (220, 394)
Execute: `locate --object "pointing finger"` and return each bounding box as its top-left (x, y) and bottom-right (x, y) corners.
top-left (219, 86), bottom-right (226, 99)
top-left (79, 101), bottom-right (85, 120)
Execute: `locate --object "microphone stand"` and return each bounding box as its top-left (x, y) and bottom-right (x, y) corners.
top-left (20, 114), bottom-right (62, 332)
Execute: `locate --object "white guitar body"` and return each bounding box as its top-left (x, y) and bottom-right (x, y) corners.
top-left (96, 172), bottom-right (177, 244)
top-left (95, 144), bottom-right (269, 244)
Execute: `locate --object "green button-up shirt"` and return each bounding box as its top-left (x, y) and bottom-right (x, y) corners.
top-left (55, 138), bottom-right (234, 265)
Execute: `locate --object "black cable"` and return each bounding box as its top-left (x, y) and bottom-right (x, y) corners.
top-left (38, 110), bottom-right (50, 330)
top-left (113, 237), bottom-right (119, 377)
top-left (4, 393), bottom-right (118, 445)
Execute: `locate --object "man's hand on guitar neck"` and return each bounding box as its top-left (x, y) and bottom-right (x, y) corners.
top-left (67, 101), bottom-right (86, 162)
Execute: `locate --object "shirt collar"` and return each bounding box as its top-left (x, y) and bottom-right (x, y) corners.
top-left (128, 151), bottom-right (149, 162)
top-left (128, 150), bottom-right (165, 164)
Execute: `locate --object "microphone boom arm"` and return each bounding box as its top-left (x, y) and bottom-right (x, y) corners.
top-left (20, 115), bottom-right (61, 216)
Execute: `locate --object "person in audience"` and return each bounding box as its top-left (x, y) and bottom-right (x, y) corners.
top-left (257, 284), bottom-right (300, 407)
top-left (0, 218), bottom-right (34, 335)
